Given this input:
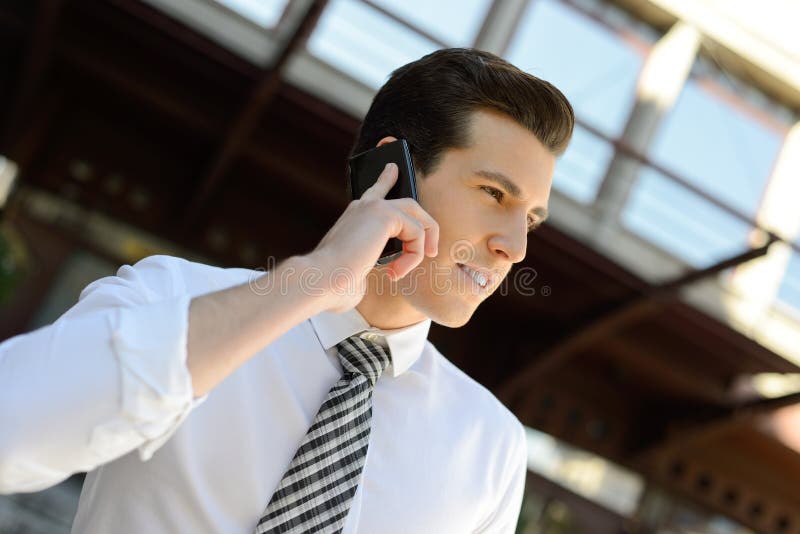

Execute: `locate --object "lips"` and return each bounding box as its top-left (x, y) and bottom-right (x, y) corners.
top-left (456, 263), bottom-right (494, 289)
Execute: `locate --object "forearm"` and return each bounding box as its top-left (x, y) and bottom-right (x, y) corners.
top-left (0, 292), bottom-right (195, 493)
top-left (186, 254), bottom-right (333, 397)
top-left (0, 254), bottom-right (333, 493)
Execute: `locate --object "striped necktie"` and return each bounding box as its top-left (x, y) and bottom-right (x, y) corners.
top-left (255, 335), bottom-right (391, 533)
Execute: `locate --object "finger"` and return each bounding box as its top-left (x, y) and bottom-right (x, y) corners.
top-left (360, 163), bottom-right (398, 201)
top-left (385, 213), bottom-right (425, 280)
top-left (390, 198), bottom-right (439, 257)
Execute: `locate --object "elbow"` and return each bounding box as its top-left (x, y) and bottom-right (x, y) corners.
top-left (0, 425), bottom-right (65, 495)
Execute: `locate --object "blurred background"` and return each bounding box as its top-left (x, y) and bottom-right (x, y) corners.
top-left (1, 0), bottom-right (800, 532)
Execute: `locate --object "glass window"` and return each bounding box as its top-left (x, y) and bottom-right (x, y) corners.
top-left (307, 0), bottom-right (439, 88)
top-left (622, 167), bottom-right (753, 268)
top-left (506, 0), bottom-right (647, 138)
top-left (777, 249), bottom-right (800, 313)
top-left (369, 0), bottom-right (492, 46)
top-left (506, 0), bottom-right (650, 202)
top-left (214, 0), bottom-right (290, 29)
top-left (645, 65), bottom-right (785, 215)
top-left (554, 125), bottom-right (615, 203)
top-left (622, 59), bottom-right (788, 267)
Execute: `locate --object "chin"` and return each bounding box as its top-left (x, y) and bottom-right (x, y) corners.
top-left (407, 294), bottom-right (477, 328)
top-left (432, 314), bottom-right (472, 328)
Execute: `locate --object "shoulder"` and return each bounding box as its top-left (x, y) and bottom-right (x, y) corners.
top-left (78, 254), bottom-right (260, 303)
top-left (415, 342), bottom-right (527, 525)
top-left (125, 254), bottom-right (259, 294)
top-left (420, 341), bottom-right (526, 448)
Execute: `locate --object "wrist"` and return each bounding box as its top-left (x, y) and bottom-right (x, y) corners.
top-left (284, 253), bottom-right (339, 314)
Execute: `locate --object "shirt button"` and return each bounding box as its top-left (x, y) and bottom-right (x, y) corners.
top-left (361, 332), bottom-right (379, 342)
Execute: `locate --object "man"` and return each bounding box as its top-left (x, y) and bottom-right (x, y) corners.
top-left (0, 48), bottom-right (573, 532)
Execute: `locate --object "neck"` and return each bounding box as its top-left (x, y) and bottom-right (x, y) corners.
top-left (356, 267), bottom-right (427, 330)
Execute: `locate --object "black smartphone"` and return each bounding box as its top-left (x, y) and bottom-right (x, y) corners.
top-left (348, 139), bottom-right (418, 265)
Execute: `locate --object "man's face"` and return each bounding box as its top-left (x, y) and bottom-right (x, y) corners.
top-left (391, 108), bottom-right (556, 327)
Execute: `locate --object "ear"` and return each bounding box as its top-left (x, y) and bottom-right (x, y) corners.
top-left (376, 136), bottom-right (398, 148)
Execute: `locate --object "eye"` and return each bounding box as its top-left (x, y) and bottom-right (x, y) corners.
top-left (481, 185), bottom-right (504, 202)
top-left (483, 185), bottom-right (538, 233)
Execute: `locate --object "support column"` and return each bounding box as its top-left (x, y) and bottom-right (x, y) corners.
top-left (471, 0), bottom-right (528, 55)
top-left (591, 22), bottom-right (701, 244)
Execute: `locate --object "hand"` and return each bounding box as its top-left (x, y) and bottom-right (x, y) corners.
top-left (306, 163), bottom-right (439, 313)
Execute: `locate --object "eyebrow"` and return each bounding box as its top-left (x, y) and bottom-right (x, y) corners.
top-left (474, 170), bottom-right (549, 223)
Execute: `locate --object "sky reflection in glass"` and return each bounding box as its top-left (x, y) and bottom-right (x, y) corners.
top-left (506, 0), bottom-right (645, 203)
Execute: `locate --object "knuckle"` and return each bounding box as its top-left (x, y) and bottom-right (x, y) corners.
top-left (401, 197), bottom-right (422, 210)
top-left (359, 197), bottom-right (384, 212)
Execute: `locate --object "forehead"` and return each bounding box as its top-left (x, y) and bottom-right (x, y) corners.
top-left (462, 109), bottom-right (556, 198)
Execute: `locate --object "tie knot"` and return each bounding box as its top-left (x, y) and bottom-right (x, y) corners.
top-left (335, 335), bottom-right (392, 386)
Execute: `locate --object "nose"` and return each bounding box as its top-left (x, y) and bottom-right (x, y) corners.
top-left (487, 221), bottom-right (528, 264)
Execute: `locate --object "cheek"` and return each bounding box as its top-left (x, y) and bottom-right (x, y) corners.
top-left (417, 179), bottom-right (481, 242)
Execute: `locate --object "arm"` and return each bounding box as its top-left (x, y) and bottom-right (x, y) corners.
top-left (0, 255), bottom-right (326, 494)
top-left (186, 161), bottom-right (438, 397)
top-left (0, 162), bottom-right (438, 494)
top-left (187, 254), bottom-right (331, 397)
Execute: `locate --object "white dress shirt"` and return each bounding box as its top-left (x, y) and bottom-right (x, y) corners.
top-left (0, 255), bottom-right (527, 533)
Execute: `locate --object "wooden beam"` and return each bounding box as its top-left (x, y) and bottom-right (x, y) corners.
top-left (181, 0), bottom-right (329, 229)
top-left (58, 41), bottom-right (344, 220)
top-left (630, 392), bottom-right (800, 467)
top-left (667, 300), bottom-right (800, 374)
top-left (61, 43), bottom-right (217, 133)
top-left (106, 0), bottom-right (260, 80)
top-left (2, 0), bottom-right (65, 155)
top-left (601, 337), bottom-right (730, 406)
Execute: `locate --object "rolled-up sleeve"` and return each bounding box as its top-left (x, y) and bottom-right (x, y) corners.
top-left (0, 255), bottom-right (206, 494)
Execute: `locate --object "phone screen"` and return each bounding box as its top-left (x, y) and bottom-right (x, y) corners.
top-left (347, 139), bottom-right (418, 265)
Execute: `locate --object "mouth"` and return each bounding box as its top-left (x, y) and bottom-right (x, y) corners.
top-left (456, 263), bottom-right (493, 290)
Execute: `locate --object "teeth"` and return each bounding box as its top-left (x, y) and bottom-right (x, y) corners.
top-left (460, 264), bottom-right (487, 287)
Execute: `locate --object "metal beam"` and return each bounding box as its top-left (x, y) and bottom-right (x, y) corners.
top-left (498, 236), bottom-right (779, 405)
top-left (181, 0), bottom-right (329, 229)
top-left (576, 115), bottom-right (800, 258)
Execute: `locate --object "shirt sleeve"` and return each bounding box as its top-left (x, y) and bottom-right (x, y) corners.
top-left (0, 255), bottom-right (207, 494)
top-left (476, 421), bottom-right (528, 534)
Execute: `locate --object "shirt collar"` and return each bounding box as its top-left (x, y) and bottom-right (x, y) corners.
top-left (309, 308), bottom-right (431, 378)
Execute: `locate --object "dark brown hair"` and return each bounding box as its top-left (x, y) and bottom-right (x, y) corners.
top-left (349, 47), bottom-right (574, 178)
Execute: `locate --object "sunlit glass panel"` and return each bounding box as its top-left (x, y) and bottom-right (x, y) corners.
top-left (214, 0), bottom-right (289, 29)
top-left (307, 0), bottom-right (440, 88)
top-left (506, 0), bottom-right (648, 203)
top-left (369, 0), bottom-right (491, 46)
top-left (622, 167), bottom-right (754, 268)
top-left (622, 60), bottom-right (787, 267)
top-left (777, 249), bottom-right (800, 314)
